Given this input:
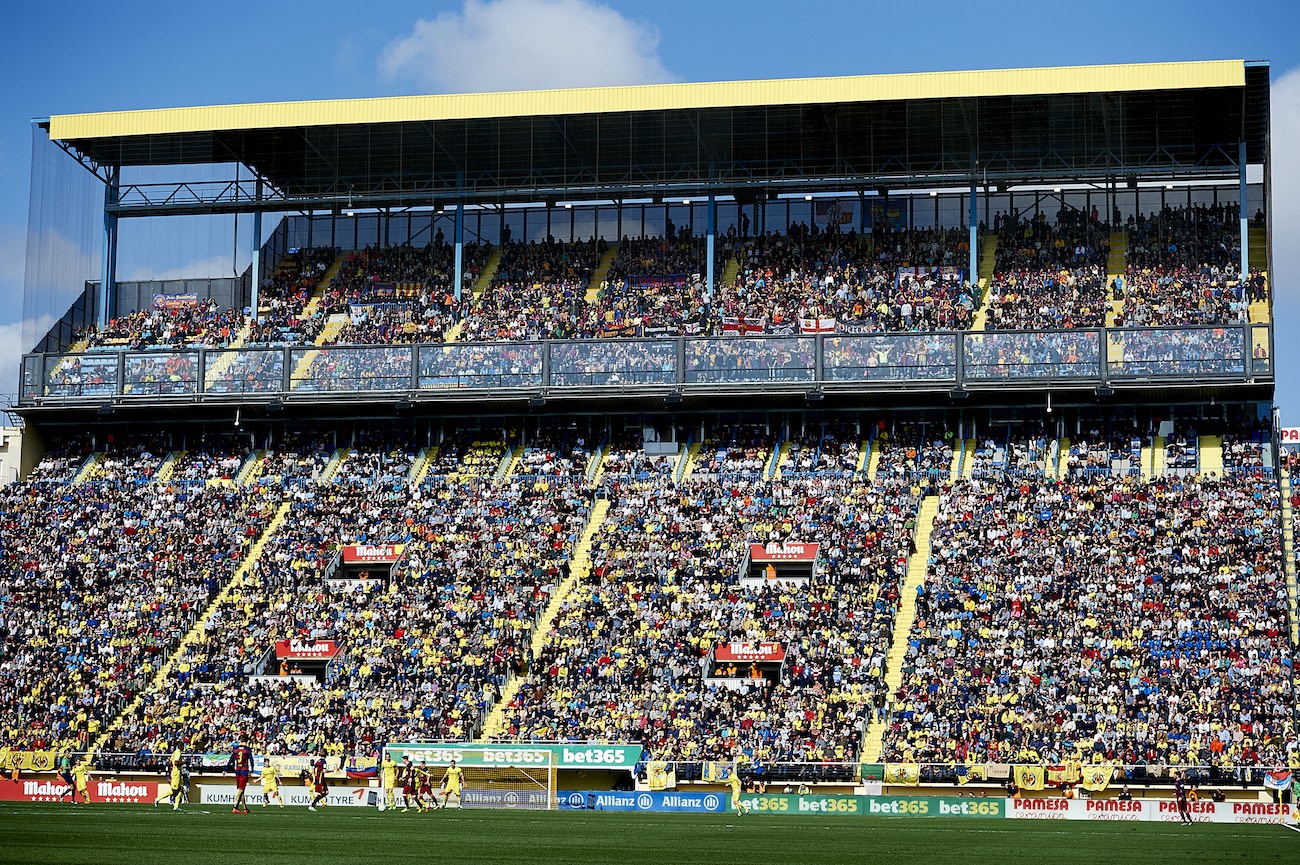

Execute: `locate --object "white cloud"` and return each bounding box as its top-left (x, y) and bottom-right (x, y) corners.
top-left (1272, 67), bottom-right (1300, 297)
top-left (380, 0), bottom-right (674, 93)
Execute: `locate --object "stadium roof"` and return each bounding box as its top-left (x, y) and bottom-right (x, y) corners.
top-left (41, 59), bottom-right (1271, 214)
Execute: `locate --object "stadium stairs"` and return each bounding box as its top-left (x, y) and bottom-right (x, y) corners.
top-left (72, 452), bottom-right (106, 485)
top-left (1151, 436), bottom-right (1167, 478)
top-left (766, 439), bottom-right (790, 480)
top-left (1198, 436), bottom-right (1224, 478)
top-left (948, 444), bottom-right (963, 481)
top-left (478, 498), bottom-right (611, 740)
top-left (968, 233), bottom-right (998, 331)
top-left (443, 247), bottom-right (503, 343)
top-left (585, 244), bottom-right (619, 304)
top-left (585, 440), bottom-right (608, 486)
top-left (864, 438), bottom-right (880, 479)
top-left (676, 438), bottom-right (704, 481)
top-left (719, 255), bottom-right (741, 290)
top-left (1105, 230), bottom-right (1128, 328)
top-left (495, 445), bottom-right (522, 482)
top-left (1247, 227), bottom-right (1269, 324)
top-left (87, 500), bottom-right (292, 756)
top-left (317, 448), bottom-right (350, 483)
top-left (1279, 468), bottom-right (1300, 649)
top-left (1054, 438), bottom-right (1070, 480)
top-left (154, 451), bottom-right (184, 483)
top-left (959, 440), bottom-right (975, 480)
top-left (408, 446), bottom-right (438, 484)
top-left (860, 494), bottom-right (940, 762)
top-left (285, 254), bottom-right (347, 385)
top-left (1138, 440), bottom-right (1155, 481)
top-left (233, 450), bottom-right (267, 486)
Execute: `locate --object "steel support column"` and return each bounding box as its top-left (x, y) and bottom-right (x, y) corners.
top-left (99, 167), bottom-right (119, 328)
top-left (250, 180), bottom-right (263, 322)
top-left (1239, 140), bottom-right (1250, 278)
top-left (453, 201), bottom-right (464, 302)
top-left (706, 193), bottom-right (717, 300)
top-left (969, 158), bottom-right (979, 297)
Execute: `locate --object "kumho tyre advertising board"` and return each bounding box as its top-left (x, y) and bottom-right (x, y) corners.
top-left (198, 785), bottom-right (372, 808)
top-left (384, 743), bottom-right (642, 770)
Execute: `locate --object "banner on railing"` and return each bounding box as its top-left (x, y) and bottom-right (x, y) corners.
top-left (629, 274), bottom-right (689, 291)
top-left (647, 762), bottom-right (676, 791)
top-left (0, 749), bottom-right (57, 773)
top-left (721, 316), bottom-right (767, 336)
top-left (1014, 765), bottom-right (1046, 791)
top-left (153, 293), bottom-right (199, 309)
top-left (884, 764), bottom-right (921, 785)
top-left (799, 317), bottom-right (837, 335)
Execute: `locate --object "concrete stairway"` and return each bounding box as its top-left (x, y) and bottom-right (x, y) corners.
top-left (586, 442), bottom-right (608, 486)
top-left (1279, 469), bottom-right (1299, 649)
top-left (1139, 440), bottom-right (1154, 481)
top-left (87, 500), bottom-right (292, 756)
top-left (860, 494), bottom-right (940, 762)
top-left (155, 451), bottom-right (184, 483)
top-left (495, 446), bottom-right (522, 482)
top-left (72, 452), bottom-right (106, 485)
top-left (408, 446), bottom-right (438, 484)
top-left (443, 247), bottom-right (504, 343)
top-left (969, 233), bottom-right (999, 331)
top-left (317, 448), bottom-right (350, 484)
top-left (1249, 226), bottom-right (1267, 271)
top-left (1055, 438), bottom-right (1071, 480)
top-left (948, 445), bottom-right (963, 481)
top-left (959, 440), bottom-right (976, 480)
top-left (585, 244), bottom-right (619, 304)
top-left (865, 439), bottom-right (881, 480)
top-left (767, 440), bottom-right (791, 480)
top-left (1105, 230), bottom-right (1128, 327)
top-left (478, 498), bottom-right (610, 739)
top-left (1197, 435), bottom-right (1223, 478)
top-left (234, 450), bottom-right (267, 486)
top-left (677, 440), bottom-right (704, 481)
top-left (719, 255), bottom-right (741, 290)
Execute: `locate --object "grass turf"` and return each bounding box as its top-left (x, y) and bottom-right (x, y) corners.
top-left (0, 803), bottom-right (1294, 865)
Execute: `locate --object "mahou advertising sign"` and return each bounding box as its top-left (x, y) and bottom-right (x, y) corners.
top-left (340, 544), bottom-right (405, 564)
top-left (714, 642), bottom-right (787, 663)
top-left (274, 640), bottom-right (341, 660)
top-left (0, 779), bottom-right (160, 803)
top-left (749, 542), bottom-right (819, 563)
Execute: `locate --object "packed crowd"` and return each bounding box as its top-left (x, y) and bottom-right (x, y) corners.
top-left (498, 467), bottom-right (920, 762)
top-left (986, 210), bottom-right (1111, 330)
top-left (110, 460), bottom-right (593, 756)
top-left (461, 238), bottom-right (604, 341)
top-left (882, 468), bottom-right (1293, 769)
top-left (0, 452), bottom-right (276, 752)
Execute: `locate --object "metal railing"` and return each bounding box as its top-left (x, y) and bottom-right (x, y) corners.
top-left (19, 323), bottom-right (1273, 406)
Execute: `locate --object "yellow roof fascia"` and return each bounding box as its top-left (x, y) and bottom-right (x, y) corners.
top-left (49, 60), bottom-right (1245, 142)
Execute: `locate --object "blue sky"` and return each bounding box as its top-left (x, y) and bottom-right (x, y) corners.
top-left (2, 0), bottom-right (1298, 408)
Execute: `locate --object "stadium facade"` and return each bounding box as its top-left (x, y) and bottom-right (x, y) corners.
top-left (5, 61), bottom-right (1296, 803)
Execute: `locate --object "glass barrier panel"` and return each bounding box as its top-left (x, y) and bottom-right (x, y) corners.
top-left (417, 343), bottom-right (544, 390)
top-left (42, 353), bottom-right (120, 398)
top-left (824, 334), bottom-right (958, 382)
top-left (122, 351), bottom-right (201, 396)
top-left (1250, 324), bottom-right (1272, 376)
top-left (1105, 327), bottom-right (1246, 378)
top-left (204, 348), bottom-right (287, 395)
top-left (290, 346), bottom-right (413, 392)
top-left (684, 337), bottom-right (816, 384)
top-left (548, 340), bottom-right (677, 387)
top-left (963, 330), bottom-right (1101, 380)
top-left (20, 355), bottom-right (43, 403)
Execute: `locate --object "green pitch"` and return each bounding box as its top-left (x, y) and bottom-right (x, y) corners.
top-left (0, 804), bottom-right (1293, 865)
